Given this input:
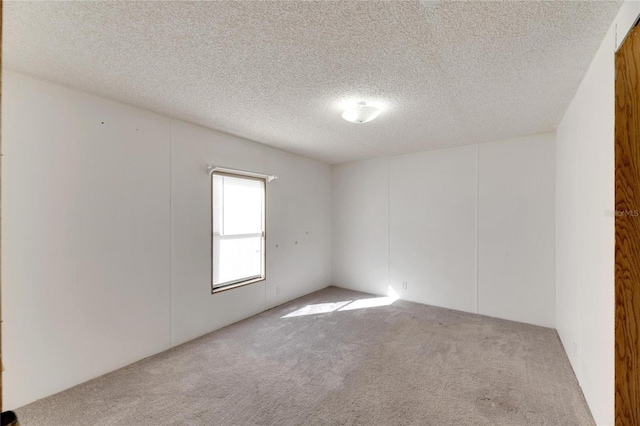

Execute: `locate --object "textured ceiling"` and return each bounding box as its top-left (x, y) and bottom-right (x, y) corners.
top-left (4, 1), bottom-right (622, 164)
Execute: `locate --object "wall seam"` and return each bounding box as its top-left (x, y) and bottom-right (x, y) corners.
top-left (476, 144), bottom-right (480, 314)
top-left (169, 119), bottom-right (173, 348)
top-left (388, 157), bottom-right (391, 295)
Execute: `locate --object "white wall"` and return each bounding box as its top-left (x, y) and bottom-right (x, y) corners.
top-left (555, 3), bottom-right (640, 425)
top-left (390, 146), bottom-right (477, 313)
top-left (332, 158), bottom-right (389, 296)
top-left (479, 136), bottom-right (555, 327)
top-left (332, 133), bottom-right (556, 328)
top-left (1, 72), bottom-right (332, 409)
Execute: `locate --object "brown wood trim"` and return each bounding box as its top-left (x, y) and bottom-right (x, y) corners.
top-left (615, 22), bottom-right (640, 426)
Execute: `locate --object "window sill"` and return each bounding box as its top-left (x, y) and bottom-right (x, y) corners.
top-left (211, 277), bottom-right (265, 294)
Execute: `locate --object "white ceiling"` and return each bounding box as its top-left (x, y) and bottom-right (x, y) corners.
top-left (4, 1), bottom-right (621, 164)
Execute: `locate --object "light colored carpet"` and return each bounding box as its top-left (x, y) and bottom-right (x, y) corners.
top-left (16, 286), bottom-right (594, 425)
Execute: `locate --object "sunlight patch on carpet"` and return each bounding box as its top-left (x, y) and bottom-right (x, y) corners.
top-left (281, 301), bottom-right (352, 318)
top-left (337, 296), bottom-right (397, 311)
top-left (282, 288), bottom-right (399, 318)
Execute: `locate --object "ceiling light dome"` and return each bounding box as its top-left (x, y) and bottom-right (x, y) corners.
top-left (342, 102), bottom-right (381, 124)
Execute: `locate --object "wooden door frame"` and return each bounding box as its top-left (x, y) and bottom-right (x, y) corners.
top-left (615, 19), bottom-right (640, 426)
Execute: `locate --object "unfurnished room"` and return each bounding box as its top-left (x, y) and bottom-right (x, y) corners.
top-left (1, 1), bottom-right (639, 425)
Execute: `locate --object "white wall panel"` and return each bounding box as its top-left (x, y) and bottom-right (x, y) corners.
top-left (2, 73), bottom-right (171, 409)
top-left (478, 134), bottom-right (555, 327)
top-left (331, 159), bottom-right (389, 296)
top-left (389, 146), bottom-right (477, 313)
top-left (332, 134), bottom-right (555, 326)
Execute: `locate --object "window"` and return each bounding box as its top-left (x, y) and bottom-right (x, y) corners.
top-left (211, 172), bottom-right (266, 293)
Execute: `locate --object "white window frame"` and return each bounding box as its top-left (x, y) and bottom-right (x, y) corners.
top-left (211, 170), bottom-right (266, 294)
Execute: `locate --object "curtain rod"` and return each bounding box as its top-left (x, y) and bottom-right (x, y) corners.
top-left (206, 165), bottom-right (277, 183)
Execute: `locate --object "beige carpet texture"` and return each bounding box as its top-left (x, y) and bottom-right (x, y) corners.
top-left (16, 287), bottom-right (594, 425)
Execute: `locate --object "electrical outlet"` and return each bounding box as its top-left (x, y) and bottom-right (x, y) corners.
top-left (402, 281), bottom-right (408, 290)
top-left (276, 286), bottom-right (281, 295)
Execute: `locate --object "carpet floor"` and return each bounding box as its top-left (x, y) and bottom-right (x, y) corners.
top-left (16, 286), bottom-right (594, 426)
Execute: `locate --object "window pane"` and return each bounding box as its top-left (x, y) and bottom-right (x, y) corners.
top-left (213, 235), bottom-right (262, 285)
top-left (212, 172), bottom-right (266, 289)
top-left (222, 176), bottom-right (263, 236)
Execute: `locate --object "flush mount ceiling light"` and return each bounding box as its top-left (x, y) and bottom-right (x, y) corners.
top-left (341, 102), bottom-right (381, 124)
